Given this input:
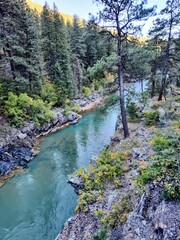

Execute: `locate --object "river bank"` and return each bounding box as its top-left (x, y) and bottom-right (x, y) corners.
top-left (0, 96), bottom-right (119, 240)
top-left (56, 91), bottom-right (180, 240)
top-left (0, 92), bottom-right (103, 185)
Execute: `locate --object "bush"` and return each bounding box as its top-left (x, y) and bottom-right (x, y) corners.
top-left (145, 110), bottom-right (160, 125)
top-left (127, 101), bottom-right (139, 120)
top-left (41, 80), bottom-right (58, 106)
top-left (30, 98), bottom-right (54, 126)
top-left (137, 128), bottom-right (180, 200)
top-left (75, 150), bottom-right (131, 212)
top-left (4, 92), bottom-right (24, 125)
top-left (64, 102), bottom-right (81, 115)
top-left (5, 92), bottom-right (54, 126)
top-left (100, 194), bottom-right (133, 227)
top-left (93, 227), bottom-right (111, 240)
top-left (82, 86), bottom-right (91, 97)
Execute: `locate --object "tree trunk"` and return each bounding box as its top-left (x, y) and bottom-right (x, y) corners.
top-left (117, 37), bottom-right (129, 138)
top-left (151, 77), bottom-right (155, 98)
top-left (158, 75), bottom-right (166, 101)
top-left (158, 1), bottom-right (173, 101)
top-left (150, 65), bottom-right (156, 98)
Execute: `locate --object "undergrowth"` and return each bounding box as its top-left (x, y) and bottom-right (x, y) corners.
top-left (75, 150), bottom-right (131, 212)
top-left (137, 127), bottom-right (180, 200)
top-left (95, 194), bottom-right (133, 227)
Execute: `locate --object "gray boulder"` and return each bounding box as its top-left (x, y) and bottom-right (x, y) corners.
top-left (68, 175), bottom-right (84, 194)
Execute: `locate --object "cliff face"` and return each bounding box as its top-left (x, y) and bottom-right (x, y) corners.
top-left (56, 93), bottom-right (180, 240)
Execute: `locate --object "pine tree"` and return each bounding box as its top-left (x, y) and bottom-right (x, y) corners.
top-left (94, 0), bottom-right (155, 138)
top-left (69, 15), bottom-right (86, 96)
top-left (41, 1), bottom-right (55, 80)
top-left (53, 3), bottom-right (73, 98)
top-left (0, 0), bottom-right (42, 94)
top-left (149, 0), bottom-right (180, 100)
top-left (25, 7), bottom-right (42, 95)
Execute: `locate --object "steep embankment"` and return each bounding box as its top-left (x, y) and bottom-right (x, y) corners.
top-left (0, 92), bottom-right (103, 185)
top-left (57, 88), bottom-right (180, 240)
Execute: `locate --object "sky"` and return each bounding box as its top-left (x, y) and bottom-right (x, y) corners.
top-left (34, 0), bottom-right (167, 36)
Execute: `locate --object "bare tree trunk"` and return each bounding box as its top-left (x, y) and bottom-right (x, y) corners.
top-left (117, 37), bottom-right (129, 138)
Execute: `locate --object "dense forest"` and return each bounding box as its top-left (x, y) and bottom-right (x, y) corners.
top-left (0, 0), bottom-right (179, 131)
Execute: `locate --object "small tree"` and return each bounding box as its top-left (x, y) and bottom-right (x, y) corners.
top-left (94, 0), bottom-right (155, 138)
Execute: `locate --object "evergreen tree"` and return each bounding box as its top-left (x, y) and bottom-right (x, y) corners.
top-left (53, 4), bottom-right (73, 99)
top-left (94, 0), bottom-right (155, 138)
top-left (24, 7), bottom-right (42, 94)
top-left (41, 1), bottom-right (55, 80)
top-left (149, 0), bottom-right (180, 100)
top-left (69, 15), bottom-right (86, 97)
top-left (0, 0), bottom-right (42, 94)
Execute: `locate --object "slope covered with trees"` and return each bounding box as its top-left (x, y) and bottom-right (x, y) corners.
top-left (0, 0), bottom-right (115, 126)
top-left (0, 0), bottom-right (179, 131)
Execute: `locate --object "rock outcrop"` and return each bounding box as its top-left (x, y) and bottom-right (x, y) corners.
top-left (0, 110), bottom-right (81, 177)
top-left (0, 93), bottom-right (103, 179)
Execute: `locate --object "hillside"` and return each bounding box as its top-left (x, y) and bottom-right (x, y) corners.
top-left (27, 0), bottom-right (75, 23)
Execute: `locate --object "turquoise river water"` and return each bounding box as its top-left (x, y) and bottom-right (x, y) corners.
top-left (0, 104), bottom-right (119, 240)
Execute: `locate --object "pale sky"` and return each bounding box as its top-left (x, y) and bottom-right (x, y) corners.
top-left (34, 0), bottom-right (167, 36)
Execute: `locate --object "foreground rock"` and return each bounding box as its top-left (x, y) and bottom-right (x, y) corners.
top-left (123, 185), bottom-right (180, 240)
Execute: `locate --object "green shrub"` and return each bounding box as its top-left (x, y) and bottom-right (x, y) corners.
top-left (76, 150), bottom-right (131, 212)
top-left (93, 227), bottom-right (110, 240)
top-left (41, 80), bottom-right (58, 106)
top-left (137, 128), bottom-right (180, 200)
top-left (163, 184), bottom-right (180, 200)
top-left (64, 102), bottom-right (81, 115)
top-left (145, 110), bottom-right (160, 125)
top-left (170, 120), bottom-right (180, 129)
top-left (100, 194), bottom-right (133, 227)
top-left (82, 86), bottom-right (91, 97)
top-left (30, 98), bottom-right (54, 126)
top-left (5, 92), bottom-right (54, 126)
top-left (4, 92), bottom-right (24, 125)
top-left (127, 101), bottom-right (139, 120)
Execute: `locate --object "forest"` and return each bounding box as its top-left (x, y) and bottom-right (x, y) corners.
top-left (0, 0), bottom-right (180, 240)
top-left (0, 0), bottom-right (179, 131)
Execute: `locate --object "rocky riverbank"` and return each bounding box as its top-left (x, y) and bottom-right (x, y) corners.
top-left (56, 92), bottom-right (180, 240)
top-left (0, 92), bottom-right (103, 184)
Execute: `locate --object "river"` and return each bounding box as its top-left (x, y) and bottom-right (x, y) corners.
top-left (0, 81), bottom-right (147, 240)
top-left (0, 104), bottom-right (120, 240)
